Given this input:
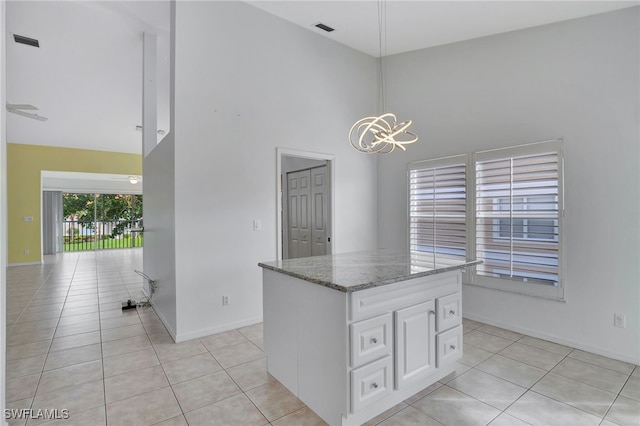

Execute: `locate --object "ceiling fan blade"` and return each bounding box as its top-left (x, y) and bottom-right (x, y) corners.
top-left (7, 107), bottom-right (48, 121)
top-left (6, 103), bottom-right (39, 110)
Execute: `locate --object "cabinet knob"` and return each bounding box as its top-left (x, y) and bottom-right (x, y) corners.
top-left (371, 337), bottom-right (378, 344)
top-left (428, 310), bottom-right (435, 316)
top-left (371, 383), bottom-right (379, 389)
top-left (450, 345), bottom-right (456, 350)
top-left (449, 310), bottom-right (456, 315)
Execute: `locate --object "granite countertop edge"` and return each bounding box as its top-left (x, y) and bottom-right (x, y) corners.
top-left (258, 260), bottom-right (482, 293)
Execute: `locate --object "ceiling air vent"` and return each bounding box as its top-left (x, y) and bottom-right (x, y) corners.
top-left (13, 34), bottom-right (40, 48)
top-left (314, 23), bottom-right (335, 33)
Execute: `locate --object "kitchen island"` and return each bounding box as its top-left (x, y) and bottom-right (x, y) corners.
top-left (258, 250), bottom-right (480, 426)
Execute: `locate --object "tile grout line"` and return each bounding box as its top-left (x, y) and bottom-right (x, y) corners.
top-left (461, 331), bottom-right (632, 426)
top-left (416, 330), bottom-right (622, 426)
top-left (136, 300), bottom-right (187, 424)
top-left (493, 341), bottom-right (575, 425)
top-left (28, 253), bottom-right (81, 418)
top-left (96, 251), bottom-right (109, 426)
top-left (7, 258), bottom-right (638, 426)
top-left (599, 372), bottom-right (636, 426)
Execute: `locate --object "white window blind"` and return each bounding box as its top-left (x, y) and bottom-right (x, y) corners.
top-left (475, 145), bottom-right (561, 289)
top-left (409, 157), bottom-right (467, 269)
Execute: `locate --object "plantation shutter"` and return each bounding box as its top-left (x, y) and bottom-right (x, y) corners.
top-left (409, 157), bottom-right (467, 269)
top-left (475, 149), bottom-right (560, 286)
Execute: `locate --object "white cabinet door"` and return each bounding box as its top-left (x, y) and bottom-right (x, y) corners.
top-left (394, 300), bottom-right (435, 389)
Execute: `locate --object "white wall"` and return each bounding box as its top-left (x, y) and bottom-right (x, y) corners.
top-left (143, 134), bottom-right (177, 337)
top-left (172, 2), bottom-right (378, 341)
top-left (377, 7), bottom-right (640, 363)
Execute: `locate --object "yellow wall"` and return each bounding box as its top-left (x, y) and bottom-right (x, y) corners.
top-left (7, 143), bottom-right (142, 264)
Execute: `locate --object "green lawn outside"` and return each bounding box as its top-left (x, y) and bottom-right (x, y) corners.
top-left (64, 237), bottom-right (144, 252)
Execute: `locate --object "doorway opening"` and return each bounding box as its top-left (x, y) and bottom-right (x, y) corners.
top-left (41, 171), bottom-right (143, 255)
top-left (276, 148), bottom-right (335, 260)
top-left (62, 193), bottom-right (143, 252)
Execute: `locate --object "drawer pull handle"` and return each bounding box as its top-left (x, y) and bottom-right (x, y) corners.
top-left (371, 337), bottom-right (378, 344)
top-left (429, 310), bottom-right (435, 316)
top-left (449, 310), bottom-right (456, 315)
top-left (371, 383), bottom-right (379, 389)
top-left (450, 345), bottom-right (456, 350)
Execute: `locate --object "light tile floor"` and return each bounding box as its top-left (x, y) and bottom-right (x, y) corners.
top-left (5, 249), bottom-right (640, 426)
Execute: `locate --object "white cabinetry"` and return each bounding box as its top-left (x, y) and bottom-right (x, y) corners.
top-left (263, 268), bottom-right (464, 426)
top-left (350, 313), bottom-right (392, 368)
top-left (350, 356), bottom-right (393, 413)
top-left (394, 301), bottom-right (435, 389)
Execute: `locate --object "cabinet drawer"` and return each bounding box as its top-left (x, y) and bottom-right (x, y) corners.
top-left (437, 325), bottom-right (463, 367)
top-left (436, 292), bottom-right (462, 332)
top-left (350, 313), bottom-right (392, 368)
top-left (350, 356), bottom-right (393, 413)
top-left (350, 270), bottom-right (461, 321)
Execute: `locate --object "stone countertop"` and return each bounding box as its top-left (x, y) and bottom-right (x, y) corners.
top-left (258, 250), bottom-right (481, 293)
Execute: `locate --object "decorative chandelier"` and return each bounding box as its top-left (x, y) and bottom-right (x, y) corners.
top-left (349, 0), bottom-right (418, 154)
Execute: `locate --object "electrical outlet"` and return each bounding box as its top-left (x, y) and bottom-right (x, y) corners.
top-left (222, 295), bottom-right (230, 306)
top-left (614, 313), bottom-right (626, 328)
top-left (24, 249), bottom-right (30, 255)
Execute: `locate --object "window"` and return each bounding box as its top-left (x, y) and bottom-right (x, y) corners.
top-left (408, 140), bottom-right (564, 300)
top-left (473, 140), bottom-right (564, 298)
top-left (409, 156), bottom-right (467, 270)
top-left (493, 196), bottom-right (558, 242)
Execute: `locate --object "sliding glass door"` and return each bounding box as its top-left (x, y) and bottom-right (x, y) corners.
top-left (63, 193), bottom-right (143, 252)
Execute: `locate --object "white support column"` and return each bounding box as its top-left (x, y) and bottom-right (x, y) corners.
top-left (143, 32), bottom-right (158, 158)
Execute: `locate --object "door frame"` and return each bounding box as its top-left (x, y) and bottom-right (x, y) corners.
top-left (276, 147), bottom-right (335, 261)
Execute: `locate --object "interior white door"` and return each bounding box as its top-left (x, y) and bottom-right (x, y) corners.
top-left (310, 166), bottom-right (328, 256)
top-left (288, 170), bottom-right (311, 259)
top-left (287, 165), bottom-right (328, 259)
top-left (394, 300), bottom-right (436, 389)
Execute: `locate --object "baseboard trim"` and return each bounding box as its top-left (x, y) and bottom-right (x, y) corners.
top-left (463, 313), bottom-right (640, 365)
top-left (8, 261), bottom-right (42, 267)
top-left (146, 298), bottom-right (177, 343)
top-left (174, 316), bottom-right (263, 343)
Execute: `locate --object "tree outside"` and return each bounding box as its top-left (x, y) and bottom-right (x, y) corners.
top-left (63, 193), bottom-right (143, 250)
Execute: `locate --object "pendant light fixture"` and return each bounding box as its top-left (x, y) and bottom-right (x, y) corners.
top-left (349, 0), bottom-right (417, 154)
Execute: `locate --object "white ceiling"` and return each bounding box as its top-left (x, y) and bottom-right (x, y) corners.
top-left (250, 1), bottom-right (639, 57)
top-left (42, 171), bottom-right (143, 194)
top-left (6, 1), bottom-right (170, 155)
top-left (6, 1), bottom-right (638, 154)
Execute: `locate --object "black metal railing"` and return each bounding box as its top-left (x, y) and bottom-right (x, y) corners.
top-left (63, 220), bottom-right (143, 252)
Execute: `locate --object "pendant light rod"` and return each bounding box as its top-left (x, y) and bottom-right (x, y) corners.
top-left (348, 0), bottom-right (418, 154)
top-left (378, 0), bottom-right (386, 113)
